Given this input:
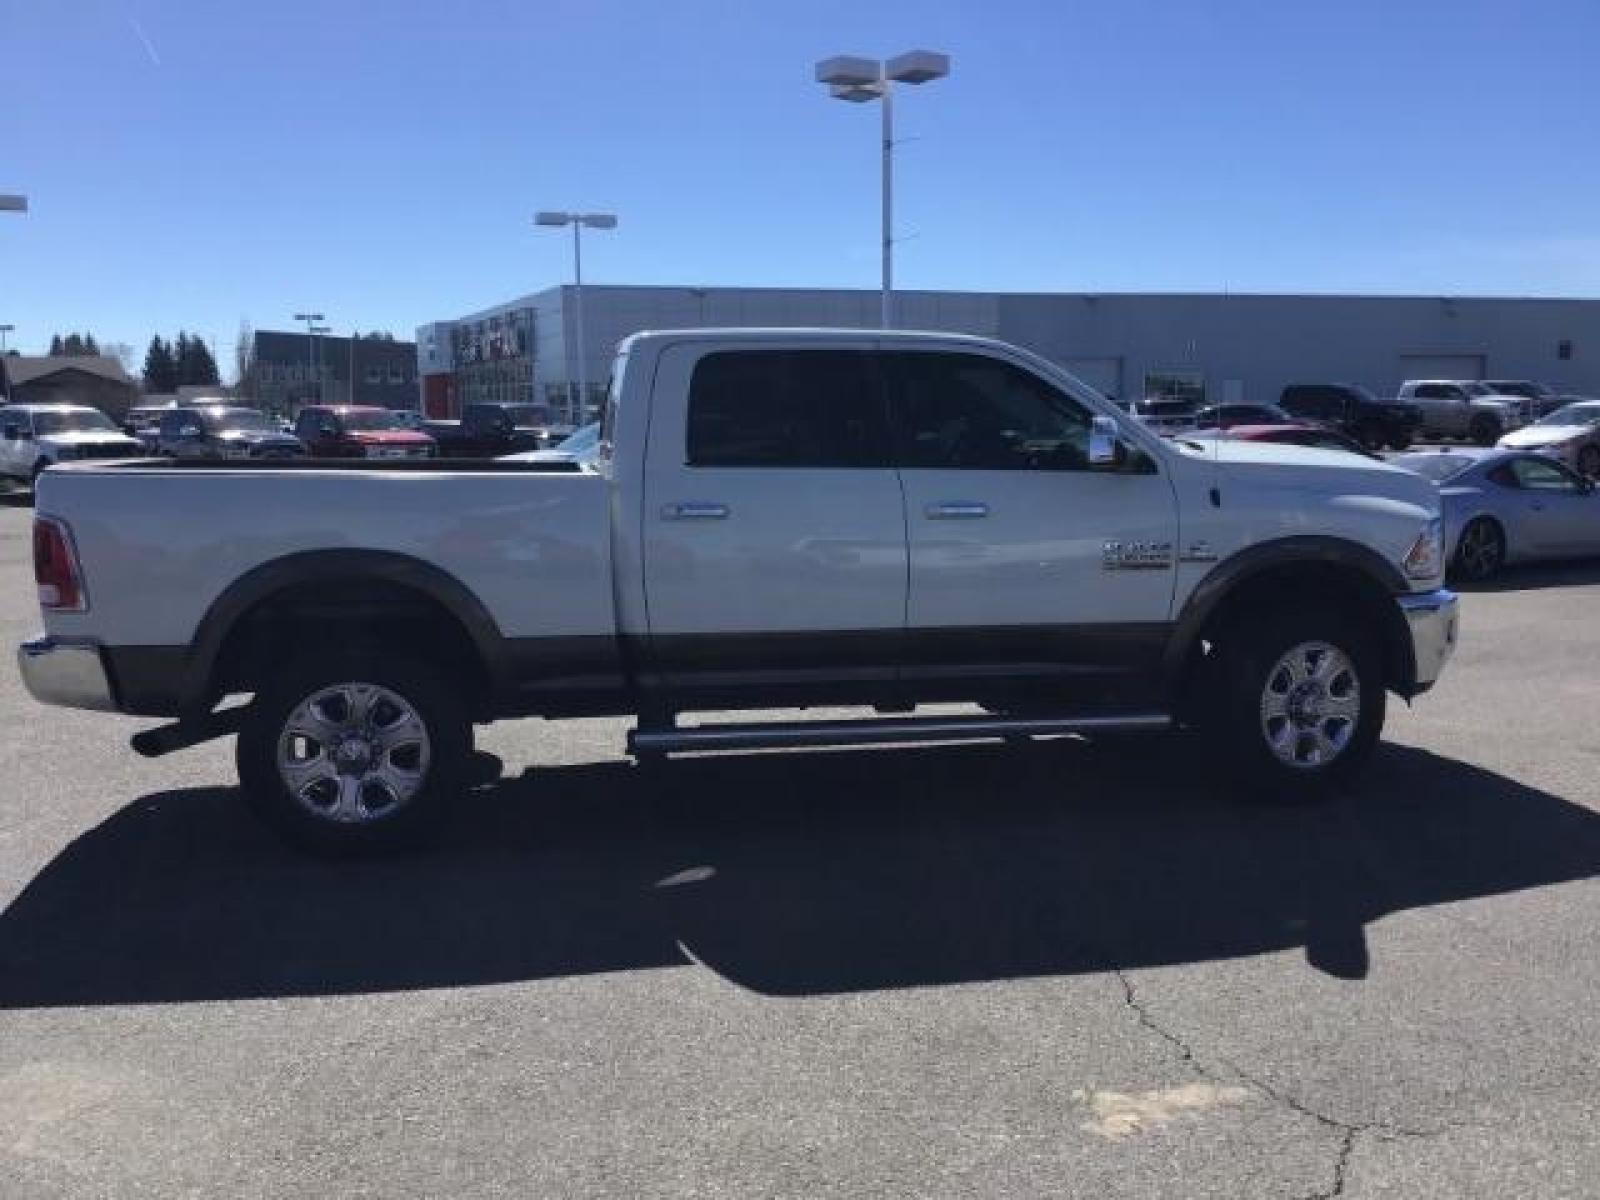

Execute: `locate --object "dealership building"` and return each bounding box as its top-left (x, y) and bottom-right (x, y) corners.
top-left (416, 286), bottom-right (1600, 423)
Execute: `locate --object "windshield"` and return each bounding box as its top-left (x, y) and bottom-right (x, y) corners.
top-left (32, 409), bottom-right (118, 435)
top-left (1464, 383), bottom-right (1495, 397)
top-left (1536, 403), bottom-right (1600, 427)
top-left (339, 409), bottom-right (402, 432)
top-left (502, 405), bottom-right (552, 428)
top-left (1396, 453), bottom-right (1477, 483)
top-left (208, 409), bottom-right (275, 432)
top-left (1136, 400), bottom-right (1194, 416)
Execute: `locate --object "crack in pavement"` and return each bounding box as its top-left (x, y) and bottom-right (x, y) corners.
top-left (1113, 970), bottom-right (1454, 1198)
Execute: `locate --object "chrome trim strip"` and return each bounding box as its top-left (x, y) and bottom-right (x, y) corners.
top-left (629, 712), bottom-right (1172, 755)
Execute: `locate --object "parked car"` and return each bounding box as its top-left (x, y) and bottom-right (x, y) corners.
top-left (391, 410), bottom-right (428, 431)
top-left (0, 404), bottom-right (144, 484)
top-left (1186, 423), bottom-right (1378, 459)
top-left (156, 406), bottom-right (306, 460)
top-left (1398, 380), bottom-right (1529, 445)
top-left (1496, 401), bottom-right (1600, 477)
top-left (123, 403), bottom-right (180, 453)
top-left (1481, 380), bottom-right (1566, 420)
top-left (497, 420), bottom-right (602, 465)
top-left (1191, 403), bottom-right (1293, 430)
top-left (17, 329), bottom-right (1459, 852)
top-left (1127, 397), bottom-right (1197, 435)
top-left (1390, 447), bottom-right (1600, 580)
top-left (1278, 383), bottom-right (1421, 451)
top-left (293, 405), bottom-right (436, 459)
top-left (423, 403), bottom-right (553, 458)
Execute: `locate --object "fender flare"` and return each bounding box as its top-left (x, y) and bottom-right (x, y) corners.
top-left (1162, 535), bottom-right (1414, 689)
top-left (180, 549), bottom-right (509, 711)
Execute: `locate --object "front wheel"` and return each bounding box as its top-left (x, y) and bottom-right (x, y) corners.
top-left (1213, 610), bottom-right (1384, 798)
top-left (1387, 430), bottom-right (1413, 452)
top-left (1452, 517), bottom-right (1505, 582)
top-left (1578, 444), bottom-right (1600, 479)
top-left (1469, 415), bottom-right (1501, 447)
top-left (237, 654), bottom-right (471, 852)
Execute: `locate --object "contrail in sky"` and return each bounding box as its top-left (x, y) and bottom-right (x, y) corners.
top-left (128, 15), bottom-right (161, 66)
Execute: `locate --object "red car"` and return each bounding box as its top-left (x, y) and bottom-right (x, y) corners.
top-left (293, 406), bottom-right (436, 459)
top-left (1194, 423), bottom-right (1379, 458)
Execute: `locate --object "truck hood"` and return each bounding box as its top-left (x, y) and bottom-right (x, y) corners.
top-left (39, 431), bottom-right (142, 449)
top-left (1176, 437), bottom-right (1438, 507)
top-left (1498, 424), bottom-right (1588, 449)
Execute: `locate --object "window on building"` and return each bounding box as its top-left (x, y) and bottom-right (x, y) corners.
top-left (1143, 369), bottom-right (1205, 407)
top-left (686, 349), bottom-right (890, 468)
top-left (388, 366), bottom-right (405, 384)
top-left (364, 367), bottom-right (382, 385)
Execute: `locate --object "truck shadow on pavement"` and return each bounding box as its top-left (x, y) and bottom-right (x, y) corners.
top-left (2, 738), bottom-right (1598, 1007)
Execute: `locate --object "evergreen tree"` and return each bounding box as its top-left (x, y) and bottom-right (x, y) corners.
top-left (83, 333), bottom-right (99, 355)
top-left (49, 334), bottom-right (64, 356)
top-left (141, 335), bottom-right (178, 393)
top-left (62, 333), bottom-right (85, 356)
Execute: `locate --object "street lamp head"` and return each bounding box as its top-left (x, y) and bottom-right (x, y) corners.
top-left (0, 194), bottom-right (27, 213)
top-left (294, 312), bottom-right (324, 322)
top-left (535, 211), bottom-right (573, 227)
top-left (885, 50), bottom-right (950, 84)
top-left (829, 83), bottom-right (881, 103)
top-left (815, 55), bottom-right (880, 87)
top-left (579, 214), bottom-right (618, 229)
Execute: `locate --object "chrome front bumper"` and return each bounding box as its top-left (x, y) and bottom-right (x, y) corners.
top-left (1397, 589), bottom-right (1459, 693)
top-left (17, 636), bottom-right (120, 712)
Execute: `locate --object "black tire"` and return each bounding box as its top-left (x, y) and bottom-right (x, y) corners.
top-left (1469, 415), bottom-right (1500, 447)
top-left (1210, 608), bottom-right (1384, 799)
top-left (236, 653), bottom-right (471, 853)
top-left (1355, 424), bottom-right (1385, 453)
top-left (1387, 430), bottom-right (1413, 452)
top-left (1452, 517), bottom-right (1506, 582)
top-left (1578, 445), bottom-right (1600, 479)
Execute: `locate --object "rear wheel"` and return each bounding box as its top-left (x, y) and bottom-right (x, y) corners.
top-left (1578, 445), bottom-right (1600, 479)
top-left (1469, 415), bottom-right (1500, 446)
top-left (237, 654), bottom-right (470, 852)
top-left (1355, 424), bottom-right (1385, 452)
top-left (1452, 517), bottom-right (1505, 582)
top-left (1386, 430), bottom-right (1413, 451)
top-left (1211, 609), bottom-right (1384, 798)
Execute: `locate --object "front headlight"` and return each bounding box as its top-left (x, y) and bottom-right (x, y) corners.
top-left (1403, 517), bottom-right (1445, 580)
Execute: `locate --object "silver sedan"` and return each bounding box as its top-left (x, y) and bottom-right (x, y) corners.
top-left (1390, 448), bottom-right (1600, 580)
top-left (1497, 399), bottom-right (1600, 477)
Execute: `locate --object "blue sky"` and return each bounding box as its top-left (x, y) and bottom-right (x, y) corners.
top-left (3, 0), bottom-right (1598, 369)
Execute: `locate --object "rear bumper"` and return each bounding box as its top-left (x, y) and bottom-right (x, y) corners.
top-left (1397, 589), bottom-right (1459, 693)
top-left (17, 636), bottom-right (120, 712)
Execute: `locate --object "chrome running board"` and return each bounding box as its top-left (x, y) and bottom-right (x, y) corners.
top-left (627, 712), bottom-right (1171, 757)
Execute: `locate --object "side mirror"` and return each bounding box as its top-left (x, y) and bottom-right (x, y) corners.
top-left (1089, 415), bottom-right (1122, 467)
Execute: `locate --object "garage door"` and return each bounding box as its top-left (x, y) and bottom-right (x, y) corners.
top-left (1398, 354), bottom-right (1485, 383)
top-left (1061, 357), bottom-right (1124, 406)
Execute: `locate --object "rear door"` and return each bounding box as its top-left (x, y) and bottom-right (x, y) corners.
top-left (641, 343), bottom-right (907, 695)
top-left (1413, 384), bottom-right (1468, 436)
top-left (886, 348), bottom-right (1179, 698)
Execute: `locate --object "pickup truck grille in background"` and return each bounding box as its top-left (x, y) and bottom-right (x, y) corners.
top-left (74, 444), bottom-right (138, 460)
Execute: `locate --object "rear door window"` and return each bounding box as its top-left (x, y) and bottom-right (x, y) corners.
top-left (685, 349), bottom-right (889, 468)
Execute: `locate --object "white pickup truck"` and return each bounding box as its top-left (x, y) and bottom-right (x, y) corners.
top-left (19, 329), bottom-right (1459, 850)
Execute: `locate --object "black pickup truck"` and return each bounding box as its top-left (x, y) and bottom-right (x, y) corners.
top-left (422, 403), bottom-right (557, 458)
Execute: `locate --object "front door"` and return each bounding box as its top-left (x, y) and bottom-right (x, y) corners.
top-left (641, 343), bottom-right (907, 697)
top-left (885, 348), bottom-right (1180, 700)
top-left (1500, 456), bottom-right (1600, 556)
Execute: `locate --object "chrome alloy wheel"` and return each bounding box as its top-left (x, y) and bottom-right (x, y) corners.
top-left (276, 682), bottom-right (431, 823)
top-left (1258, 641), bottom-right (1361, 770)
top-left (1456, 520), bottom-right (1503, 580)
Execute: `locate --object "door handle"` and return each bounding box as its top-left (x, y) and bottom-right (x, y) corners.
top-left (661, 502), bottom-right (730, 520)
top-left (925, 501), bottom-right (989, 520)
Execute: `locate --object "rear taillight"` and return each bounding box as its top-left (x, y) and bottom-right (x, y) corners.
top-left (34, 516), bottom-right (87, 612)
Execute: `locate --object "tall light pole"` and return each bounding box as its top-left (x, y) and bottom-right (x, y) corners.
top-left (535, 211), bottom-right (617, 425)
top-left (294, 312), bottom-right (324, 406)
top-left (814, 51), bottom-right (950, 329)
top-left (310, 324), bottom-right (332, 403)
top-left (0, 325), bottom-right (13, 354)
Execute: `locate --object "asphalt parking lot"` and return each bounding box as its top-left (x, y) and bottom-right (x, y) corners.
top-left (3, 494), bottom-right (1600, 1198)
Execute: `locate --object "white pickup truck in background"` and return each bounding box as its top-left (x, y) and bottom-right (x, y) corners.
top-left (0, 404), bottom-right (144, 484)
top-left (19, 329), bottom-right (1459, 851)
top-left (1399, 380), bottom-right (1530, 445)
